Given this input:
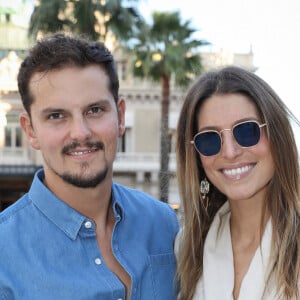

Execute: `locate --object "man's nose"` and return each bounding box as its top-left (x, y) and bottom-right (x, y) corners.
top-left (69, 117), bottom-right (92, 141)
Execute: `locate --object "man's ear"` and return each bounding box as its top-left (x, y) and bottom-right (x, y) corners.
top-left (117, 98), bottom-right (126, 137)
top-left (19, 112), bottom-right (41, 150)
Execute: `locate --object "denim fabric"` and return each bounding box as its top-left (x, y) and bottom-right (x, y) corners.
top-left (0, 169), bottom-right (179, 300)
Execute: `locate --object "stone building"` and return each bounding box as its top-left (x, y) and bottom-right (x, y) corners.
top-left (0, 9), bottom-right (255, 210)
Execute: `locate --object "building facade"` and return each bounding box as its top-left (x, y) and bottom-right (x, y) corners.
top-left (0, 11), bottom-right (256, 210)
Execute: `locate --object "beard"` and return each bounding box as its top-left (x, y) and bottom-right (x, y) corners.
top-left (46, 161), bottom-right (109, 188)
top-left (60, 164), bottom-right (109, 188)
top-left (45, 140), bottom-right (110, 188)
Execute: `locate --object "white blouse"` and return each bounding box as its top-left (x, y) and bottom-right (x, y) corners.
top-left (177, 202), bottom-right (277, 300)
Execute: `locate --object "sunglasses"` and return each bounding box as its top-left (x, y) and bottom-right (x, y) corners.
top-left (191, 120), bottom-right (267, 156)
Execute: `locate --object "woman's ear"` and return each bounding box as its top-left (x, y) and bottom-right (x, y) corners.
top-left (19, 112), bottom-right (41, 150)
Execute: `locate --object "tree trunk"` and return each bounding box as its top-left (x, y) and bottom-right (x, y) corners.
top-left (159, 74), bottom-right (171, 203)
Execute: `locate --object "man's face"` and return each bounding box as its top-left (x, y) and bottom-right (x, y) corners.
top-left (20, 65), bottom-right (125, 189)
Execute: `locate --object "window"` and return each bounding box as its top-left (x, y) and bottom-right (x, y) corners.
top-left (118, 132), bottom-right (126, 152)
top-left (5, 124), bottom-right (22, 148)
top-left (117, 127), bottom-right (133, 153)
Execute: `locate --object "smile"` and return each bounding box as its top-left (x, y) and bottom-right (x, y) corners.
top-left (222, 164), bottom-right (254, 177)
top-left (63, 141), bottom-right (104, 156)
top-left (71, 150), bottom-right (94, 156)
top-left (67, 147), bottom-right (99, 156)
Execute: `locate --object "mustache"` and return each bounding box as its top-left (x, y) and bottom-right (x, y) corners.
top-left (62, 141), bottom-right (104, 154)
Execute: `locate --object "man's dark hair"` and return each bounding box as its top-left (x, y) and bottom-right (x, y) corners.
top-left (18, 32), bottom-right (119, 115)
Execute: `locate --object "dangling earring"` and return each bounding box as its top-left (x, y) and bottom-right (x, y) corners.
top-left (200, 177), bottom-right (210, 209)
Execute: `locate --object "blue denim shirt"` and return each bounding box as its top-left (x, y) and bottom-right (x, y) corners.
top-left (0, 169), bottom-right (179, 300)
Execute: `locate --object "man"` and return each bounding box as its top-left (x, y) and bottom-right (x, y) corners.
top-left (0, 33), bottom-right (179, 300)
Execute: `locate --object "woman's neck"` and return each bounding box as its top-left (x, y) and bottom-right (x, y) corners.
top-left (229, 196), bottom-right (270, 242)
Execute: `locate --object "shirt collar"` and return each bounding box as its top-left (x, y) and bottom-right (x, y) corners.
top-left (29, 169), bottom-right (87, 240)
top-left (111, 182), bottom-right (125, 221)
top-left (29, 170), bottom-right (126, 240)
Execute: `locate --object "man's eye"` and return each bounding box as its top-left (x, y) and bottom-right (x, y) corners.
top-left (48, 112), bottom-right (63, 119)
top-left (88, 106), bottom-right (103, 114)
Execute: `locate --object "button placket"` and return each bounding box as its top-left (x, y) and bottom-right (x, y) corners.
top-left (84, 220), bottom-right (92, 229)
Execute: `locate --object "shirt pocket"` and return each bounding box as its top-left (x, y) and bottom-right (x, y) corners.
top-left (148, 253), bottom-right (177, 300)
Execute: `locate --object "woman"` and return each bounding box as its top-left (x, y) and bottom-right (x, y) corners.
top-left (176, 66), bottom-right (300, 299)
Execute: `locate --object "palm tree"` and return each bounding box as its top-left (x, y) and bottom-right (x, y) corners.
top-left (28, 0), bottom-right (143, 44)
top-left (131, 11), bottom-right (208, 203)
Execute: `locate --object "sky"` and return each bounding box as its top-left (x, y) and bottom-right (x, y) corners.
top-left (2, 0), bottom-right (299, 117)
top-left (139, 0), bottom-right (300, 146)
top-left (1, 0), bottom-right (299, 135)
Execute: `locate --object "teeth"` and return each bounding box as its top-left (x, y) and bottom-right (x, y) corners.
top-left (223, 165), bottom-right (252, 176)
top-left (72, 150), bottom-right (92, 155)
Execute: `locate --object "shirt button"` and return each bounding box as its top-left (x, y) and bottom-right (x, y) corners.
top-left (85, 221), bottom-right (92, 229)
top-left (94, 258), bottom-right (102, 265)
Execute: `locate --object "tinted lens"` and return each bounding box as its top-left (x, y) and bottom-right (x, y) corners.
top-left (233, 121), bottom-right (260, 147)
top-left (194, 131), bottom-right (221, 156)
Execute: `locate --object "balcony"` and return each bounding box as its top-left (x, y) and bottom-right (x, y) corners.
top-left (0, 147), bottom-right (180, 208)
top-left (114, 152), bottom-right (176, 181)
top-left (0, 147), bottom-right (176, 176)
top-left (0, 147), bottom-right (35, 165)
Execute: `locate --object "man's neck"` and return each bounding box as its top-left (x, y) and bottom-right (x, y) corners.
top-left (44, 173), bottom-right (113, 222)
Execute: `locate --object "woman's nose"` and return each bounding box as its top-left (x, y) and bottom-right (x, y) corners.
top-left (220, 130), bottom-right (242, 159)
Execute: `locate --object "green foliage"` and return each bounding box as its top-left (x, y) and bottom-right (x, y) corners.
top-left (28, 0), bottom-right (143, 42)
top-left (106, 0), bottom-right (144, 41)
top-left (72, 0), bottom-right (98, 40)
top-left (0, 7), bottom-right (16, 17)
top-left (131, 11), bottom-right (209, 87)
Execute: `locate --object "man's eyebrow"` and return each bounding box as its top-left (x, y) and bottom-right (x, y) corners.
top-left (40, 108), bottom-right (65, 115)
top-left (40, 99), bottom-right (113, 115)
top-left (87, 99), bottom-right (112, 107)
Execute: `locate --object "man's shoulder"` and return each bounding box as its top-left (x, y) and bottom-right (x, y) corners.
top-left (0, 195), bottom-right (30, 225)
top-left (0, 195), bottom-right (33, 260)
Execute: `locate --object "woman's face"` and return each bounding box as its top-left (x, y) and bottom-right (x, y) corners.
top-left (196, 93), bottom-right (275, 202)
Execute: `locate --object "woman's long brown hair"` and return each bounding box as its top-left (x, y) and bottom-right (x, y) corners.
top-left (176, 66), bottom-right (300, 300)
